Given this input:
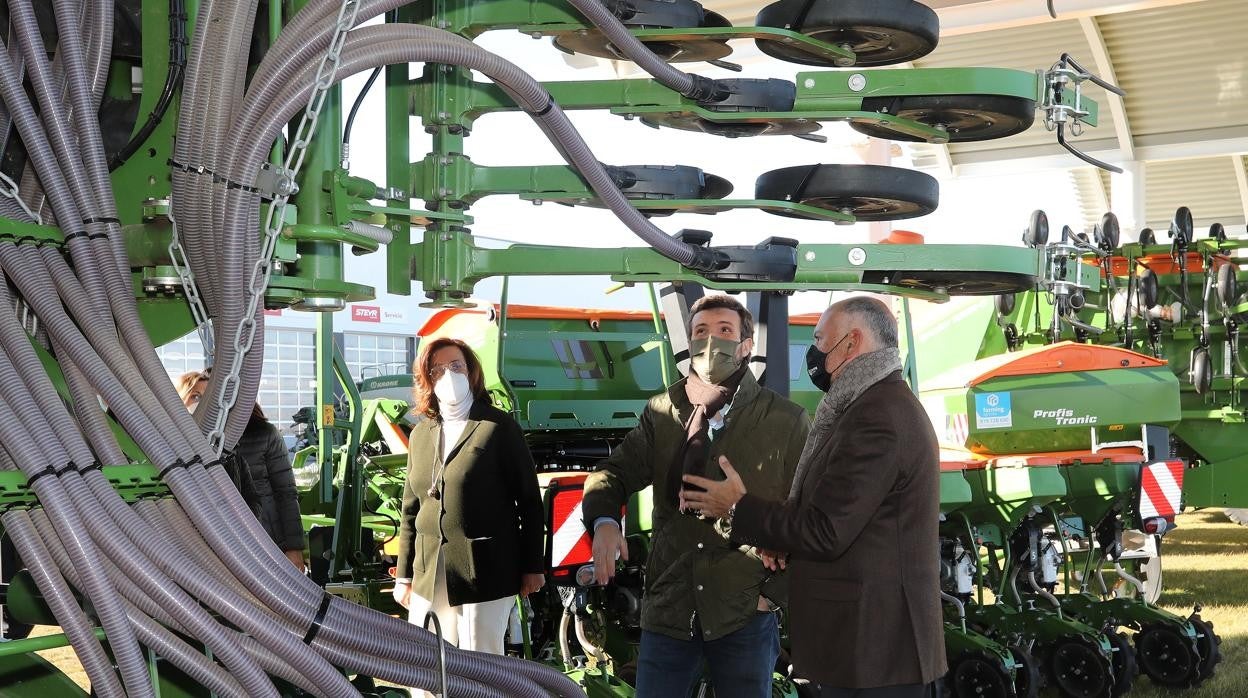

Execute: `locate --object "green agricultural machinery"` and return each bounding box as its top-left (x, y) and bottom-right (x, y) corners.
top-left (7, 0), bottom-right (1217, 696)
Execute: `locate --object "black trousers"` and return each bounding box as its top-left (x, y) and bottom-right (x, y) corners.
top-left (820, 683), bottom-right (937, 698)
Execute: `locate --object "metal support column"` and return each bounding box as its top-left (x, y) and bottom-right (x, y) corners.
top-left (658, 282), bottom-right (704, 377)
top-left (747, 291), bottom-right (791, 397)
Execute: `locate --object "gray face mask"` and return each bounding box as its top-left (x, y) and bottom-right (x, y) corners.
top-left (689, 336), bottom-right (744, 384)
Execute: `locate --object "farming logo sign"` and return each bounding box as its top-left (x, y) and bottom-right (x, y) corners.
top-left (974, 391), bottom-right (1012, 429)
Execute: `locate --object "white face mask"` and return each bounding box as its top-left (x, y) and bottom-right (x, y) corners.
top-left (433, 370), bottom-right (471, 407)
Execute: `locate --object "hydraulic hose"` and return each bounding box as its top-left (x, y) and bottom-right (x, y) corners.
top-left (563, 0), bottom-right (724, 101)
top-left (3, 510), bottom-right (126, 698)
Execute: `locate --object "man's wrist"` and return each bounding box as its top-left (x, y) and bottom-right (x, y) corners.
top-left (593, 517), bottom-right (620, 532)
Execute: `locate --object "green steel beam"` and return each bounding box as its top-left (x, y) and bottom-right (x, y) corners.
top-left (411, 237), bottom-right (1040, 304)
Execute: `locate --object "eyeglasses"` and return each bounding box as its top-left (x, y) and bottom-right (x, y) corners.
top-left (428, 359), bottom-right (467, 379)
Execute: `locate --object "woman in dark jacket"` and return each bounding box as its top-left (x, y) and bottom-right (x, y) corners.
top-left (176, 371), bottom-right (306, 569)
top-left (392, 338), bottom-right (545, 655)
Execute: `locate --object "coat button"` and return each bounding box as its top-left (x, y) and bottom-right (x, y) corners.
top-left (697, 585), bottom-right (704, 591)
top-left (697, 543), bottom-right (704, 550)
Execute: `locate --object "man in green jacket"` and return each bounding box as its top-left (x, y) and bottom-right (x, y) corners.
top-left (582, 295), bottom-right (810, 698)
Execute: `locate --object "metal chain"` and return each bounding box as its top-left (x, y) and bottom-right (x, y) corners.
top-left (0, 171), bottom-right (43, 224)
top-left (207, 0), bottom-right (361, 454)
top-left (166, 197), bottom-right (216, 362)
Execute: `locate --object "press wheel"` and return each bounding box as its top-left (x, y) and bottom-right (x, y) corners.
top-left (1138, 228), bottom-right (1156, 246)
top-left (1045, 637), bottom-right (1113, 698)
top-left (755, 0), bottom-right (939, 67)
top-left (1009, 644), bottom-right (1043, 698)
top-left (755, 164), bottom-right (938, 221)
top-left (1135, 622), bottom-right (1201, 687)
top-left (1217, 263), bottom-right (1237, 309)
top-left (852, 94), bottom-right (1036, 143)
top-left (1191, 347), bottom-right (1212, 394)
top-left (1169, 206), bottom-right (1193, 246)
top-left (946, 652), bottom-right (1013, 698)
top-left (1189, 614), bottom-right (1223, 683)
top-left (1106, 631), bottom-right (1138, 697)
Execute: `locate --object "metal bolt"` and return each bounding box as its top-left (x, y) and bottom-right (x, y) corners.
top-left (847, 74), bottom-right (867, 92)
top-left (803, 78), bottom-right (815, 89)
top-left (436, 19), bottom-right (449, 28)
top-left (439, 279), bottom-right (450, 288)
top-left (439, 156), bottom-right (452, 165)
top-left (437, 111), bottom-right (450, 121)
top-left (530, 32), bottom-right (542, 39)
top-left (804, 251), bottom-right (816, 262)
top-left (795, 118), bottom-right (808, 124)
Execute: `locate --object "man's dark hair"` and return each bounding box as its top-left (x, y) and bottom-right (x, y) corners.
top-left (688, 294), bottom-right (754, 340)
top-left (840, 296), bottom-right (898, 348)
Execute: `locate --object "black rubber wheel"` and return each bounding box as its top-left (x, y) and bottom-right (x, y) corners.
top-left (553, 2), bottom-right (733, 63)
top-left (1170, 206), bottom-right (1193, 246)
top-left (755, 164), bottom-right (938, 221)
top-left (1136, 623), bottom-right (1201, 687)
top-left (1138, 228), bottom-right (1156, 246)
top-left (1217, 263), bottom-right (1238, 310)
top-left (1045, 637), bottom-right (1113, 698)
top-left (947, 653), bottom-right (1013, 698)
top-left (1009, 644), bottom-right (1044, 698)
top-left (755, 0), bottom-right (939, 67)
top-left (877, 270), bottom-right (1035, 296)
top-left (1023, 210), bottom-right (1049, 248)
top-left (995, 293), bottom-right (1017, 317)
top-left (1209, 222), bottom-right (1227, 243)
top-left (1098, 212), bottom-right (1120, 251)
top-left (1189, 614), bottom-right (1223, 683)
top-left (1191, 347), bottom-right (1212, 394)
top-left (851, 94), bottom-right (1037, 143)
top-left (1106, 631), bottom-right (1138, 697)
top-left (1138, 269), bottom-right (1159, 310)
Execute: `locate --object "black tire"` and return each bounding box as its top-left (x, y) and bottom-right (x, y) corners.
top-left (1009, 644), bottom-right (1044, 698)
top-left (1191, 347), bottom-right (1212, 394)
top-left (1138, 228), bottom-right (1156, 246)
top-left (1045, 638), bottom-right (1112, 698)
top-left (946, 653), bottom-right (1013, 698)
top-left (851, 94), bottom-right (1036, 143)
top-left (1098, 212), bottom-right (1120, 251)
top-left (1106, 631), bottom-right (1138, 697)
top-left (1170, 206), bottom-right (1193, 246)
top-left (755, 164), bottom-right (938, 221)
top-left (1217, 263), bottom-right (1238, 310)
top-left (1209, 222), bottom-right (1227, 243)
top-left (1136, 623), bottom-right (1201, 687)
top-left (1023, 210), bottom-right (1048, 248)
top-left (1138, 270), bottom-right (1159, 310)
top-left (1189, 614), bottom-right (1223, 683)
top-left (755, 0), bottom-right (939, 66)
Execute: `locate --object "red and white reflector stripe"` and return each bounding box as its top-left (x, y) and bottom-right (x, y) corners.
top-left (548, 476), bottom-right (594, 570)
top-left (1139, 459), bottom-right (1184, 520)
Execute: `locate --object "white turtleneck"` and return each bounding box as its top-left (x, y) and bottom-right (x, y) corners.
top-left (439, 397), bottom-right (472, 461)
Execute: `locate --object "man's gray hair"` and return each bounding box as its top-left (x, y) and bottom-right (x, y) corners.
top-left (839, 296), bottom-right (898, 348)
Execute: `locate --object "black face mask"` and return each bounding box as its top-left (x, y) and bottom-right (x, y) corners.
top-left (805, 333), bottom-right (850, 393)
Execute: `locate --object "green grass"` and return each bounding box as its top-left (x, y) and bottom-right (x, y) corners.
top-left (1121, 509), bottom-right (1248, 697)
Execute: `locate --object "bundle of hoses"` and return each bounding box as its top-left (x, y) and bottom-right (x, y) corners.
top-left (0, 0), bottom-right (747, 694)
